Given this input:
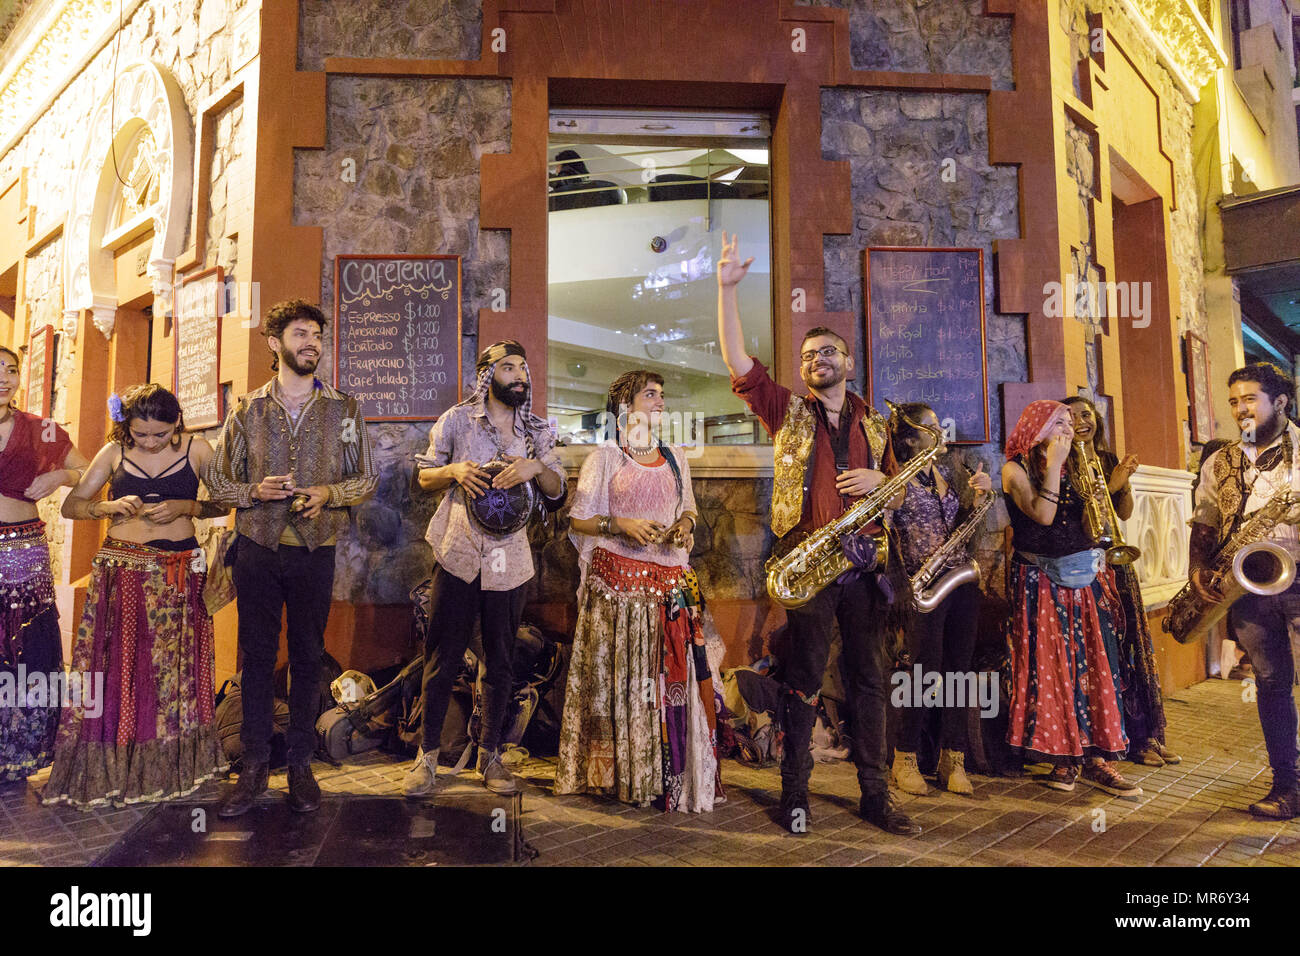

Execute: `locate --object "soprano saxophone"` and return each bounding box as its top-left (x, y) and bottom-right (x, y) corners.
top-left (911, 491), bottom-right (996, 613)
top-left (1162, 487), bottom-right (1300, 644)
top-left (765, 402), bottom-right (942, 609)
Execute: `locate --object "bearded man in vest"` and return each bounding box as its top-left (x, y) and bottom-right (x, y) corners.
top-left (717, 232), bottom-right (919, 837)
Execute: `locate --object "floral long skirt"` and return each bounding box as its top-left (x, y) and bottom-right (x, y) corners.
top-left (1112, 563), bottom-right (1168, 746)
top-left (43, 538), bottom-right (226, 808)
top-left (1006, 556), bottom-right (1128, 763)
top-left (0, 520), bottom-right (62, 782)
top-left (556, 548), bottom-right (723, 812)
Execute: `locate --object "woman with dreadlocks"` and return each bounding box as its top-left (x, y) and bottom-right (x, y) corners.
top-left (403, 340), bottom-right (566, 800)
top-left (555, 369), bottom-right (723, 811)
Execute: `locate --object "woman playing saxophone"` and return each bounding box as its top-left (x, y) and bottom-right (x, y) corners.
top-left (887, 403), bottom-right (991, 796)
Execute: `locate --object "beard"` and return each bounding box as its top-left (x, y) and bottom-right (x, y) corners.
top-left (801, 362), bottom-right (846, 390)
top-left (1240, 407), bottom-right (1281, 444)
top-left (280, 345), bottom-right (320, 376)
top-left (492, 378), bottom-right (529, 408)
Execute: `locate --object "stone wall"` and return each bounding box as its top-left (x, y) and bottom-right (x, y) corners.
top-left (801, 0), bottom-right (1014, 90)
top-left (293, 75), bottom-right (511, 604)
top-left (297, 0), bottom-right (482, 70)
top-left (205, 95), bottom-right (246, 273)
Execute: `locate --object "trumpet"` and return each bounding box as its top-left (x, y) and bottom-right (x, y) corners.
top-left (1069, 440), bottom-right (1140, 566)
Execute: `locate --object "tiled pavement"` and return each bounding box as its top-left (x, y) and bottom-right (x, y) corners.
top-left (4, 677), bottom-right (1300, 866)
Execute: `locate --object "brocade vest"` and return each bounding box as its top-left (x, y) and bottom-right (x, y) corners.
top-left (770, 393), bottom-right (888, 538)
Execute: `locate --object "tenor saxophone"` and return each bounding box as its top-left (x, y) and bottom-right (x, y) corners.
top-left (911, 491), bottom-right (996, 613)
top-left (765, 402), bottom-right (942, 609)
top-left (1162, 487), bottom-right (1300, 644)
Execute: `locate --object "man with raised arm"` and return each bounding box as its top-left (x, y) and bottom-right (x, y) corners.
top-left (717, 232), bottom-right (918, 836)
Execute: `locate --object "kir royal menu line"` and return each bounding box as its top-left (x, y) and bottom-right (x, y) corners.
top-left (333, 255), bottom-right (461, 422)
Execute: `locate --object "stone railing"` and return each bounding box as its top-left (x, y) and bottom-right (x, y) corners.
top-left (1118, 463), bottom-right (1195, 608)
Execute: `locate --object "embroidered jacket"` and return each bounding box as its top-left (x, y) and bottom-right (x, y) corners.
top-left (205, 378), bottom-right (377, 551)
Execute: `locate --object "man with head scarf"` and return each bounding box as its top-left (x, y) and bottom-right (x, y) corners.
top-left (404, 340), bottom-right (566, 797)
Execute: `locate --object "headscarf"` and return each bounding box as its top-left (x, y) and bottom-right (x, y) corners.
top-left (459, 340), bottom-right (550, 453)
top-left (1004, 399), bottom-right (1070, 461)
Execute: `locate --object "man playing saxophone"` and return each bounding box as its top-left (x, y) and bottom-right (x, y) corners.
top-left (887, 403), bottom-right (992, 797)
top-left (1189, 362), bottom-right (1300, 819)
top-left (716, 232), bottom-right (918, 837)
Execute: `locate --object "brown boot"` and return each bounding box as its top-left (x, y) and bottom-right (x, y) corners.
top-left (218, 763), bottom-right (269, 818)
top-left (937, 749), bottom-right (974, 795)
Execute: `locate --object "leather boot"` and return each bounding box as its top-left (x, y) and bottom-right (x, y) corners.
top-left (937, 749), bottom-right (974, 795)
top-left (218, 762), bottom-right (269, 818)
top-left (890, 749), bottom-right (928, 795)
top-left (287, 763), bottom-right (322, 813)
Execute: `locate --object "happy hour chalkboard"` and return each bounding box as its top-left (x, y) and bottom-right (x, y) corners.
top-left (333, 255), bottom-right (462, 421)
top-left (864, 247), bottom-right (989, 443)
top-left (173, 267), bottom-right (225, 431)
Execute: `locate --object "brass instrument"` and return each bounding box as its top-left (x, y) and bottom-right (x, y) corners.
top-left (1163, 488), bottom-right (1300, 644)
top-left (1069, 440), bottom-right (1140, 565)
top-left (911, 491), bottom-right (996, 613)
top-left (765, 401), bottom-right (942, 609)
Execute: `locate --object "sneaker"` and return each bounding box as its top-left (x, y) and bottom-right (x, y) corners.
top-left (937, 749), bottom-right (974, 795)
top-left (1131, 743), bottom-right (1165, 767)
top-left (1042, 764), bottom-right (1077, 792)
top-left (1248, 785), bottom-right (1300, 819)
top-left (1081, 760), bottom-right (1142, 798)
top-left (1151, 740), bottom-right (1181, 765)
top-left (403, 747), bottom-right (439, 798)
top-left (779, 789), bottom-right (811, 834)
top-left (890, 749), bottom-right (929, 795)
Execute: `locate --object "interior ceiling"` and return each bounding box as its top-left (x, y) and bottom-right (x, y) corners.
top-left (1235, 262), bottom-right (1300, 331)
top-left (549, 143), bottom-right (768, 189)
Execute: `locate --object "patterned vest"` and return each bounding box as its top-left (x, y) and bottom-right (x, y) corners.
top-left (1209, 432), bottom-right (1294, 547)
top-left (770, 393), bottom-right (888, 538)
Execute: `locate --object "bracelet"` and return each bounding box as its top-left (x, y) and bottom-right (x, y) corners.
top-left (1038, 489), bottom-right (1060, 504)
top-left (597, 515), bottom-right (611, 535)
top-left (680, 513), bottom-right (697, 532)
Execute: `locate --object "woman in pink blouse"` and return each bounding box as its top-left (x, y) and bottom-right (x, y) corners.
top-left (555, 370), bottom-right (722, 812)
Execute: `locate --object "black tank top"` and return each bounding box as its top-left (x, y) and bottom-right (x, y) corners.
top-left (110, 439), bottom-right (200, 503)
top-left (1006, 457), bottom-right (1094, 558)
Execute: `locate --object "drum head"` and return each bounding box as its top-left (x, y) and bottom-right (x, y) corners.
top-left (467, 460), bottom-right (536, 535)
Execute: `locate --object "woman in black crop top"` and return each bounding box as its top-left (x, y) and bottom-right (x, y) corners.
top-left (1063, 396), bottom-right (1180, 769)
top-left (1000, 400), bottom-right (1139, 798)
top-left (44, 384), bottom-right (227, 808)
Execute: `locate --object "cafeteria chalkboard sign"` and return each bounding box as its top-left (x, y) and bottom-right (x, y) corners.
top-left (173, 267), bottom-right (225, 430)
top-left (26, 324), bottom-right (53, 419)
top-left (864, 247), bottom-right (989, 443)
top-left (333, 254), bottom-right (462, 421)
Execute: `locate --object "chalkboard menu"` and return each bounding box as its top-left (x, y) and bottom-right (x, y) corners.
top-left (173, 266), bottom-right (225, 430)
top-left (26, 324), bottom-right (53, 419)
top-left (333, 255), bottom-right (462, 421)
top-left (864, 247), bottom-right (989, 443)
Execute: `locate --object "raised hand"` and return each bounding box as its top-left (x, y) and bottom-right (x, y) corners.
top-left (717, 231), bottom-right (755, 288)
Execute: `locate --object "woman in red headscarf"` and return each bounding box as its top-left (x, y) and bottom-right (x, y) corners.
top-left (1001, 400), bottom-right (1138, 796)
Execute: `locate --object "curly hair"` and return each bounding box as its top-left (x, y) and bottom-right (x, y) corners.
top-left (108, 383), bottom-right (184, 448)
top-left (263, 299), bottom-right (327, 373)
top-left (1228, 362), bottom-right (1295, 415)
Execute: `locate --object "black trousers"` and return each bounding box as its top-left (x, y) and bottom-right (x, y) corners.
top-left (781, 572), bottom-right (888, 797)
top-left (897, 580), bottom-right (980, 753)
top-left (232, 538), bottom-right (336, 766)
top-left (420, 565), bottom-right (527, 753)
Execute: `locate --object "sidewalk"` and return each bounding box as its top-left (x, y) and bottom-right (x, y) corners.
top-left (3, 678), bottom-right (1297, 866)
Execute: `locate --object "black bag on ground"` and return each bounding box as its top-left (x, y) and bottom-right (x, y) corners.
top-left (214, 672), bottom-right (291, 771)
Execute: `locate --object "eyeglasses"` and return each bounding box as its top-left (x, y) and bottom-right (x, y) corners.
top-left (800, 345), bottom-right (846, 365)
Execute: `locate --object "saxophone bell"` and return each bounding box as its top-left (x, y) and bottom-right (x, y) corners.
top-left (1234, 540), bottom-right (1297, 597)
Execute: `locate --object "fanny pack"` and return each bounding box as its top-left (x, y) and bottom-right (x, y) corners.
top-left (1017, 548), bottom-right (1103, 589)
